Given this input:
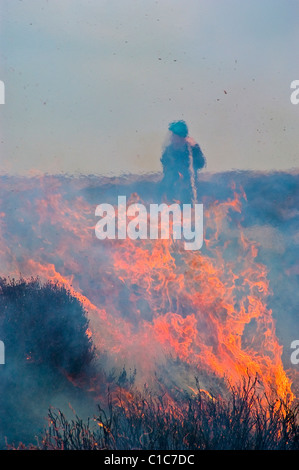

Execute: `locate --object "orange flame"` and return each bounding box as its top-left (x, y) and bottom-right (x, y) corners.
top-left (0, 176), bottom-right (295, 402)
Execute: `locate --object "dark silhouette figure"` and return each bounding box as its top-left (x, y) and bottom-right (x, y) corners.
top-left (160, 120), bottom-right (206, 204)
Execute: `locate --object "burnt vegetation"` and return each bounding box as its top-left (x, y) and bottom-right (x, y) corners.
top-left (12, 376), bottom-right (299, 450)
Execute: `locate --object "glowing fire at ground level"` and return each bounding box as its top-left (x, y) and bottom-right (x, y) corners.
top-left (0, 171), bottom-right (298, 448)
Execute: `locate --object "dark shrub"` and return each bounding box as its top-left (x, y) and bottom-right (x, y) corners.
top-left (0, 277), bottom-right (94, 375)
top-left (0, 276), bottom-right (95, 446)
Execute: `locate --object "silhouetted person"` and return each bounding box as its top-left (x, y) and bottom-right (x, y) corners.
top-left (160, 120), bottom-right (206, 204)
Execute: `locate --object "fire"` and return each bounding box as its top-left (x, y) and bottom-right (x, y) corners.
top-left (0, 175), bottom-right (295, 403)
top-left (104, 191), bottom-right (293, 401)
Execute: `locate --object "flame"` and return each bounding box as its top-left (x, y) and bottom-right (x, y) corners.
top-left (0, 175), bottom-right (295, 403)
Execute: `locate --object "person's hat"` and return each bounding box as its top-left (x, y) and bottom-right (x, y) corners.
top-left (168, 120), bottom-right (188, 137)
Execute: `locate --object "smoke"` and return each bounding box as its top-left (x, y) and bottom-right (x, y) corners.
top-left (0, 168), bottom-right (298, 446)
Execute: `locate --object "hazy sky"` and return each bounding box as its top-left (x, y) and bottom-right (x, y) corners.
top-left (0, 0), bottom-right (298, 176)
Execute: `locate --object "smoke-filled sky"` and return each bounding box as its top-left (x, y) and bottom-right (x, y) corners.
top-left (0, 0), bottom-right (298, 176)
